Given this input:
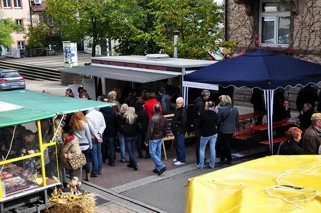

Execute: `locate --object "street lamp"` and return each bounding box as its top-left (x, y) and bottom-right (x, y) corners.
top-left (173, 30), bottom-right (180, 58)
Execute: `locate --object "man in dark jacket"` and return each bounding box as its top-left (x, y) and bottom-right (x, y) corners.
top-left (192, 90), bottom-right (210, 164)
top-left (302, 113), bottom-right (321, 154)
top-left (100, 106), bottom-right (117, 166)
top-left (145, 104), bottom-right (167, 175)
top-left (173, 97), bottom-right (188, 166)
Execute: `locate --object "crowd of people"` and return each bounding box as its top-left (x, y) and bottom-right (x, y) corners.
top-left (2, 82), bottom-right (321, 186)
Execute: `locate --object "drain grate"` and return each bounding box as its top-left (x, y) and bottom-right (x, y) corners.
top-left (95, 196), bottom-right (110, 206)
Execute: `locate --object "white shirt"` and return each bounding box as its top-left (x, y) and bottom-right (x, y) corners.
top-left (85, 109), bottom-right (106, 141)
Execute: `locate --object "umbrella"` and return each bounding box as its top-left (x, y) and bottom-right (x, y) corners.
top-left (184, 50), bottom-right (321, 154)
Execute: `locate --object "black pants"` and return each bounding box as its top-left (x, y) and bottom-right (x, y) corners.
top-left (195, 129), bottom-right (200, 164)
top-left (220, 133), bottom-right (233, 163)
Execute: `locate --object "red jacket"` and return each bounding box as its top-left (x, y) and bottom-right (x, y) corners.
top-left (144, 98), bottom-right (162, 119)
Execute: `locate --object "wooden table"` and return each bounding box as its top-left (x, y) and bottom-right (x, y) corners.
top-left (250, 120), bottom-right (295, 131)
top-left (238, 113), bottom-right (265, 130)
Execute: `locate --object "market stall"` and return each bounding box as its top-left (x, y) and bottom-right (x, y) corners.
top-left (186, 155), bottom-right (321, 213)
top-left (0, 89), bottom-right (113, 212)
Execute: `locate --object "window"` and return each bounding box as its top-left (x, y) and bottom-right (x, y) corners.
top-left (16, 19), bottom-right (23, 31)
top-left (259, 0), bottom-right (291, 47)
top-left (3, 0), bottom-right (12, 8)
top-left (18, 41), bottom-right (25, 49)
top-left (14, 0), bottom-right (22, 8)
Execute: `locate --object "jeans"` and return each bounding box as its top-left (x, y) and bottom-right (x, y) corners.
top-left (117, 132), bottom-right (126, 162)
top-left (149, 139), bottom-right (165, 171)
top-left (199, 134), bottom-right (217, 168)
top-left (91, 139), bottom-right (102, 175)
top-left (136, 131), bottom-right (145, 157)
top-left (106, 137), bottom-right (115, 165)
top-left (82, 148), bottom-right (91, 173)
top-left (174, 132), bottom-right (186, 163)
top-left (125, 136), bottom-right (137, 167)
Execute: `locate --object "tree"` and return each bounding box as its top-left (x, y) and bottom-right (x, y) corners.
top-left (115, 0), bottom-right (229, 59)
top-left (27, 24), bottom-right (63, 49)
top-left (0, 18), bottom-right (20, 53)
top-left (46, 0), bottom-right (141, 56)
top-left (150, 0), bottom-right (225, 59)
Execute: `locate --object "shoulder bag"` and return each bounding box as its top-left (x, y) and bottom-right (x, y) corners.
top-left (67, 144), bottom-right (87, 170)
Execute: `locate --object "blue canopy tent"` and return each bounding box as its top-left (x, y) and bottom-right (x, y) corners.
top-left (183, 50), bottom-right (321, 154)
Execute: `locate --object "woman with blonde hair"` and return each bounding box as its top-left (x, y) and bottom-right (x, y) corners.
top-left (70, 111), bottom-right (92, 181)
top-left (121, 107), bottom-right (139, 170)
top-left (107, 90), bottom-right (121, 112)
top-left (116, 104), bottom-right (129, 163)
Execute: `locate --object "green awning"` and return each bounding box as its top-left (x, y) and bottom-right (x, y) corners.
top-left (0, 90), bottom-right (114, 128)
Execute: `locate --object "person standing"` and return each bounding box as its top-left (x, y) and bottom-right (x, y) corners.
top-left (85, 108), bottom-right (106, 177)
top-left (69, 111), bottom-right (92, 181)
top-left (100, 102), bottom-right (117, 167)
top-left (116, 104), bottom-right (129, 163)
top-left (217, 95), bottom-right (239, 165)
top-left (60, 126), bottom-right (82, 181)
top-left (197, 101), bottom-right (218, 169)
top-left (121, 107), bottom-right (139, 170)
top-left (135, 99), bottom-right (149, 158)
top-left (192, 90), bottom-right (210, 164)
top-left (145, 104), bottom-right (167, 175)
top-left (172, 97), bottom-right (187, 166)
top-left (144, 91), bottom-right (162, 119)
top-left (302, 113), bottom-right (321, 154)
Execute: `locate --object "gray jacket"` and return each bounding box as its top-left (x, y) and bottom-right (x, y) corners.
top-left (217, 104), bottom-right (239, 134)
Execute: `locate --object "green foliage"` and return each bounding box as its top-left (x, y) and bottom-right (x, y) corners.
top-left (0, 18), bottom-right (20, 48)
top-left (46, 0), bottom-right (141, 56)
top-left (27, 24), bottom-right (64, 49)
top-left (45, 0), bottom-right (235, 59)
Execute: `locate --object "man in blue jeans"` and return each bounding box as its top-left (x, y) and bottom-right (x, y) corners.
top-left (145, 104), bottom-right (167, 175)
top-left (85, 108), bottom-right (106, 177)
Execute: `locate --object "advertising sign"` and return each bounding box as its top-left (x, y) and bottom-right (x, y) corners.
top-left (63, 41), bottom-right (78, 68)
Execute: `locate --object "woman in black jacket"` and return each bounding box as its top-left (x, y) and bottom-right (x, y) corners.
top-left (121, 107), bottom-right (139, 170)
top-left (198, 101), bottom-right (218, 169)
top-left (278, 127), bottom-right (303, 155)
top-left (172, 97), bottom-right (187, 166)
top-left (135, 99), bottom-right (150, 158)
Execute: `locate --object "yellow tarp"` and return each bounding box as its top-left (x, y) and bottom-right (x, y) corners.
top-left (186, 155), bottom-right (321, 213)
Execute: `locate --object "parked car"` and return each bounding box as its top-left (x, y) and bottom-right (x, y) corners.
top-left (0, 69), bottom-right (26, 91)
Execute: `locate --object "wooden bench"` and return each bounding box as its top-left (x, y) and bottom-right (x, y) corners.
top-left (259, 136), bottom-right (287, 145)
top-left (233, 129), bottom-right (255, 140)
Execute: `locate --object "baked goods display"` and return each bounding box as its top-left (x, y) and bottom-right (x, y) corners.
top-left (0, 163), bottom-right (38, 196)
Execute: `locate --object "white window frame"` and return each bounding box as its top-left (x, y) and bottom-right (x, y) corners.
top-left (259, 0), bottom-right (291, 47)
top-left (18, 41), bottom-right (25, 49)
top-left (3, 0), bottom-right (12, 8)
top-left (14, 0), bottom-right (22, 8)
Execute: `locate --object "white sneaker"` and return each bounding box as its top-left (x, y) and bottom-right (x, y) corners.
top-left (173, 159), bottom-right (177, 162)
top-left (174, 161), bottom-right (186, 166)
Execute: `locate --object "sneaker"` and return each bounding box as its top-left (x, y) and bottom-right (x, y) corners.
top-left (173, 158), bottom-right (177, 162)
top-left (196, 165), bottom-right (203, 169)
top-left (153, 169), bottom-right (158, 173)
top-left (174, 161), bottom-right (186, 166)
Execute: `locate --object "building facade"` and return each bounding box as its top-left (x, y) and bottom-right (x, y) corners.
top-left (0, 0), bottom-right (45, 57)
top-left (225, 0), bottom-right (321, 63)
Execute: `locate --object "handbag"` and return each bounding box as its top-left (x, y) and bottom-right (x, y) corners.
top-left (68, 153), bottom-right (87, 170)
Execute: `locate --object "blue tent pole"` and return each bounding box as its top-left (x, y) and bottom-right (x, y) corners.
top-left (264, 90), bottom-right (275, 155)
